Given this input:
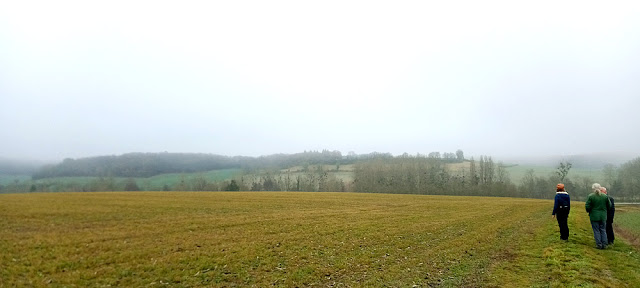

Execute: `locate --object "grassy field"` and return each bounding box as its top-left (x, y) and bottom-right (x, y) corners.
top-left (139, 169), bottom-right (242, 190)
top-left (614, 205), bottom-right (640, 249)
top-left (1, 192), bottom-right (639, 287)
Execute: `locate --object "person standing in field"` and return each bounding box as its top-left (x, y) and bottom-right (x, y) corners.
top-left (552, 183), bottom-right (570, 241)
top-left (601, 186), bottom-right (615, 245)
top-left (585, 183), bottom-right (612, 249)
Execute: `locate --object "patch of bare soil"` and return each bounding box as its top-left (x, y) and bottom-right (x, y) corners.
top-left (615, 227), bottom-right (640, 250)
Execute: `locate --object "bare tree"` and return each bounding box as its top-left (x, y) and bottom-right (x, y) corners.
top-left (555, 161), bottom-right (572, 182)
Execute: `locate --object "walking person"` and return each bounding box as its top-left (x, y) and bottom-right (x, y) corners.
top-left (601, 187), bottom-right (615, 245)
top-left (585, 183), bottom-right (612, 249)
top-left (552, 183), bottom-right (570, 241)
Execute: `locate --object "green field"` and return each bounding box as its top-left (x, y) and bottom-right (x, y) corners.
top-left (0, 169), bottom-right (242, 192)
top-left (615, 205), bottom-right (640, 248)
top-left (2, 192), bottom-right (640, 287)
top-left (138, 169), bottom-right (242, 190)
top-left (0, 174), bottom-right (31, 186)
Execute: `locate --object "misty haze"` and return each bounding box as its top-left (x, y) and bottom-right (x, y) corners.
top-left (2, 1), bottom-right (640, 287)
top-left (2, 1), bottom-right (640, 163)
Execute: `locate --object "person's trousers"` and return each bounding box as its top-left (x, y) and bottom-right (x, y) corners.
top-left (591, 220), bottom-right (608, 249)
top-left (606, 220), bottom-right (615, 244)
top-left (556, 210), bottom-right (569, 240)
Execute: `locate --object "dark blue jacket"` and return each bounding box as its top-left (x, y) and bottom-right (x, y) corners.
top-left (607, 195), bottom-right (615, 222)
top-left (552, 192), bottom-right (571, 215)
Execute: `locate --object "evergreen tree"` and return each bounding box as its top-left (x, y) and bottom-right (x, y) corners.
top-left (226, 180), bottom-right (240, 191)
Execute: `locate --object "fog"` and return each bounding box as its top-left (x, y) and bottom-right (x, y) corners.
top-left (2, 1), bottom-right (639, 162)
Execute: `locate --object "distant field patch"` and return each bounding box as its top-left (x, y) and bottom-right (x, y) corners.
top-left (141, 169), bottom-right (242, 190)
top-left (278, 164), bottom-right (355, 183)
top-left (1, 192), bottom-right (639, 287)
top-left (283, 164), bottom-right (355, 172)
top-left (0, 174), bottom-right (30, 186)
top-left (444, 161), bottom-right (469, 172)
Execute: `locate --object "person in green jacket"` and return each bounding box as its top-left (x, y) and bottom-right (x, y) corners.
top-left (585, 183), bottom-right (612, 249)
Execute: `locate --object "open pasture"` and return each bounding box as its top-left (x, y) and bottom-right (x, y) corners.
top-left (2, 192), bottom-right (640, 287)
top-left (615, 205), bottom-right (640, 249)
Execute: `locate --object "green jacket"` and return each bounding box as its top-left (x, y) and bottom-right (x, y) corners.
top-left (585, 192), bottom-right (611, 222)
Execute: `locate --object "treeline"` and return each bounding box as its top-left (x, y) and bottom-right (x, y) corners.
top-left (32, 153), bottom-right (240, 179)
top-left (350, 155), bottom-right (640, 201)
top-left (2, 177), bottom-right (147, 193)
top-left (1, 167), bottom-right (348, 194)
top-left (31, 150), bottom-right (349, 179)
top-left (602, 157), bottom-right (640, 201)
top-left (6, 150), bottom-right (639, 201)
top-left (353, 155), bottom-right (515, 197)
top-left (30, 150), bottom-right (465, 180)
top-left (238, 167), bottom-right (348, 192)
top-left (519, 158), bottom-right (640, 202)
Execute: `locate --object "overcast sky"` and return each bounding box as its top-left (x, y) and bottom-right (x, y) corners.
top-left (1, 0), bottom-right (639, 162)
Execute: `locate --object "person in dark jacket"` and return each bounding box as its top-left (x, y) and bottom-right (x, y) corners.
top-left (602, 187), bottom-right (615, 244)
top-left (585, 183), bottom-right (612, 249)
top-left (552, 183), bottom-right (570, 241)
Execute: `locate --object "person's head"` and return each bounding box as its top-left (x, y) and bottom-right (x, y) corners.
top-left (592, 183), bottom-right (602, 195)
top-left (556, 183), bottom-right (565, 192)
top-left (601, 187), bottom-right (607, 194)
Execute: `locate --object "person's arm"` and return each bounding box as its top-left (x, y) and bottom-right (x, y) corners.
top-left (611, 197), bottom-right (615, 213)
top-left (585, 196), bottom-right (592, 213)
top-left (611, 197), bottom-right (615, 220)
top-left (552, 194), bottom-right (559, 216)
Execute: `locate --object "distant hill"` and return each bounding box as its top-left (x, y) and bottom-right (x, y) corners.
top-left (20, 150), bottom-right (640, 180)
top-left (31, 151), bottom-right (349, 179)
top-left (0, 158), bottom-right (45, 175)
